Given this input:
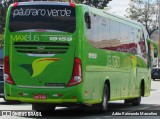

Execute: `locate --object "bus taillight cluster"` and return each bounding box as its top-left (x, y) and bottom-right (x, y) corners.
top-left (4, 56), bottom-right (15, 84)
top-left (67, 58), bottom-right (82, 87)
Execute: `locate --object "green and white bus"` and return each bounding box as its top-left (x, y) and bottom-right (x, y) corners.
top-left (4, 1), bottom-right (152, 111)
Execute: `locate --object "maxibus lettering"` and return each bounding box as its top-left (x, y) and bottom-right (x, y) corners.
top-left (11, 33), bottom-right (39, 41)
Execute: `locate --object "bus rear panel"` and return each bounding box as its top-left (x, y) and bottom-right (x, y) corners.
top-left (4, 2), bottom-right (85, 104)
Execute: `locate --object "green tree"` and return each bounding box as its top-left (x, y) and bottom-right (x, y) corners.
top-left (79, 0), bottom-right (112, 9)
top-left (125, 0), bottom-right (159, 37)
top-left (0, 0), bottom-right (34, 41)
top-left (0, 4), bottom-right (7, 34)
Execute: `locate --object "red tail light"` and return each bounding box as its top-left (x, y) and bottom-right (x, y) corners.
top-left (67, 58), bottom-right (82, 87)
top-left (4, 56), bottom-right (15, 84)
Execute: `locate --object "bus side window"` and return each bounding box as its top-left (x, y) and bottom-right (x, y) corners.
top-left (84, 12), bottom-right (91, 29)
top-left (138, 30), bottom-right (147, 57)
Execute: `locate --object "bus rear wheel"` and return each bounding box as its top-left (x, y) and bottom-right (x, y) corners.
top-left (132, 97), bottom-right (141, 106)
top-left (132, 82), bottom-right (143, 106)
top-left (124, 97), bottom-right (141, 106)
top-left (91, 84), bottom-right (109, 112)
top-left (124, 82), bottom-right (143, 106)
top-left (100, 84), bottom-right (109, 111)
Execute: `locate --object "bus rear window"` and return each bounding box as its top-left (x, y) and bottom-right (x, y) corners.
top-left (9, 5), bottom-right (76, 33)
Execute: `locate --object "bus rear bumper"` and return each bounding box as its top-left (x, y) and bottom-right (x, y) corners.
top-left (4, 83), bottom-right (83, 104)
top-left (6, 96), bottom-right (77, 103)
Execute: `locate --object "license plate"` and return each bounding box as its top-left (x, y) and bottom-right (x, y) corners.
top-left (34, 94), bottom-right (46, 100)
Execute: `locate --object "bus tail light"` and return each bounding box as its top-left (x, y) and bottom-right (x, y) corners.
top-left (4, 56), bottom-right (15, 84)
top-left (67, 58), bottom-right (82, 87)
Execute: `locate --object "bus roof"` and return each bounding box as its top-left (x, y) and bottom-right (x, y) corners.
top-left (10, 2), bottom-right (145, 31)
top-left (80, 4), bottom-right (145, 30)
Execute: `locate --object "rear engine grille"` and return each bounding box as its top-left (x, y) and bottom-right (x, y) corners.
top-left (14, 42), bottom-right (69, 54)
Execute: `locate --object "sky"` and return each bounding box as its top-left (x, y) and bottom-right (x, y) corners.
top-left (107, 0), bottom-right (130, 16)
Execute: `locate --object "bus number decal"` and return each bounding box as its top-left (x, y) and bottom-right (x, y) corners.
top-left (49, 36), bottom-right (72, 42)
top-left (107, 55), bottom-right (120, 68)
top-left (88, 53), bottom-right (97, 59)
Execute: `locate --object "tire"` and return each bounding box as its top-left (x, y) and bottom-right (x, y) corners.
top-left (100, 84), bottom-right (109, 112)
top-left (32, 103), bottom-right (56, 111)
top-left (153, 79), bottom-right (155, 81)
top-left (90, 84), bottom-right (109, 112)
top-left (132, 97), bottom-right (141, 106)
top-left (125, 83), bottom-right (143, 106)
top-left (124, 99), bottom-right (131, 104)
top-left (124, 96), bottom-right (141, 106)
top-left (132, 83), bottom-right (143, 106)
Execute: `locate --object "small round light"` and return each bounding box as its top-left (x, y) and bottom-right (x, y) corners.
top-left (74, 76), bottom-right (82, 82)
top-left (4, 74), bottom-right (9, 80)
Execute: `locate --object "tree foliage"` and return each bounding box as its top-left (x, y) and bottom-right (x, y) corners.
top-left (0, 4), bottom-right (7, 34)
top-left (125, 0), bottom-right (159, 36)
top-left (79, 0), bottom-right (112, 9)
